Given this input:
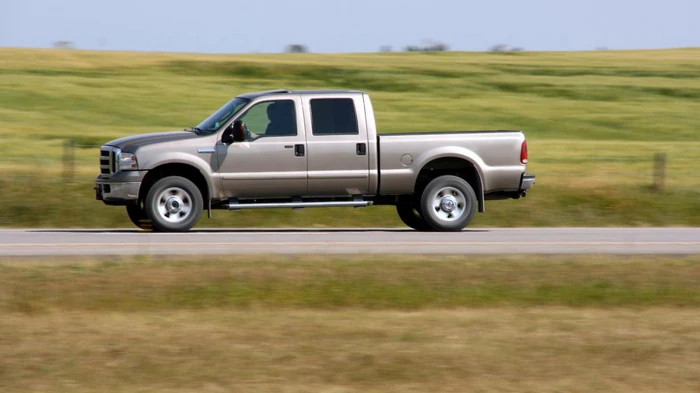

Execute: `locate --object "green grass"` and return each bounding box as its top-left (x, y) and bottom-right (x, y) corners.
top-left (3, 255), bottom-right (700, 312)
top-left (1, 47), bottom-right (699, 228)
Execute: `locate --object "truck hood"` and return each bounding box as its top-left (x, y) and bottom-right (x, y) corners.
top-left (104, 131), bottom-right (200, 152)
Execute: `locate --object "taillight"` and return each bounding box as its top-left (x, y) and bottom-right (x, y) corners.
top-left (520, 140), bottom-right (528, 164)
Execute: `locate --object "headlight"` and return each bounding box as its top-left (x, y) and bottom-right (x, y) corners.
top-left (117, 152), bottom-right (138, 171)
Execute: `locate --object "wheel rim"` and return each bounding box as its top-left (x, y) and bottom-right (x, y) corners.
top-left (431, 186), bottom-right (467, 222)
top-left (155, 187), bottom-right (193, 223)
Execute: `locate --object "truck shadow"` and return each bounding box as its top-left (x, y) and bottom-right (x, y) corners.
top-left (28, 228), bottom-right (491, 234)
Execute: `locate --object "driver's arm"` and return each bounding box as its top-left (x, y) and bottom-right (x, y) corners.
top-left (238, 122), bottom-right (261, 141)
top-left (247, 130), bottom-right (261, 141)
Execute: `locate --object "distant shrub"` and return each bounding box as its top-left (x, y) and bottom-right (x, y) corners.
top-left (286, 44), bottom-right (309, 53)
top-left (489, 44), bottom-right (524, 53)
top-left (404, 41), bottom-right (449, 52)
top-left (53, 41), bottom-right (75, 49)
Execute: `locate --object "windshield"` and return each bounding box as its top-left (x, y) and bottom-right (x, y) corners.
top-left (196, 97), bottom-right (250, 132)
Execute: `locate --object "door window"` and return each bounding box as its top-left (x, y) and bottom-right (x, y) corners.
top-left (239, 100), bottom-right (297, 138)
top-left (310, 98), bottom-right (358, 135)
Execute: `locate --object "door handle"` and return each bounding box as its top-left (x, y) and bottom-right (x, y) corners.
top-left (356, 143), bottom-right (367, 156)
top-left (284, 145), bottom-right (293, 149)
top-left (294, 144), bottom-right (305, 157)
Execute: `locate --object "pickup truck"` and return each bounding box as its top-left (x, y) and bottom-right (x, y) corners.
top-left (95, 89), bottom-right (535, 232)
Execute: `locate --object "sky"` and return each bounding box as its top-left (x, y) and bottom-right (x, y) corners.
top-left (0, 0), bottom-right (697, 54)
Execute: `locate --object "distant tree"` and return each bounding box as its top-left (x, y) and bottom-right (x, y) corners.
top-left (429, 42), bottom-right (449, 52)
top-left (403, 40), bottom-right (449, 53)
top-left (53, 40), bottom-right (75, 49)
top-left (596, 46), bottom-right (609, 51)
top-left (489, 44), bottom-right (524, 53)
top-left (286, 44), bottom-right (309, 53)
top-left (379, 45), bottom-right (393, 53)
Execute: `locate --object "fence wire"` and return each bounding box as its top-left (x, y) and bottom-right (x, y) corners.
top-left (1, 141), bottom-right (699, 190)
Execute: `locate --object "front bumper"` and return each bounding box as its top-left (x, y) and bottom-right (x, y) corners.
top-left (95, 171), bottom-right (146, 205)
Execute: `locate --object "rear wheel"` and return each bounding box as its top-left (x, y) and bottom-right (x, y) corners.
top-left (396, 196), bottom-right (433, 231)
top-left (420, 175), bottom-right (477, 232)
top-left (145, 176), bottom-right (203, 232)
top-left (126, 202), bottom-right (153, 231)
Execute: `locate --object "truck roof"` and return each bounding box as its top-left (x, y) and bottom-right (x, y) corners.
top-left (238, 89), bottom-right (365, 99)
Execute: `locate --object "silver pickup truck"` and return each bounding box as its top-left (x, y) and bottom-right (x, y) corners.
top-left (95, 89), bottom-right (535, 232)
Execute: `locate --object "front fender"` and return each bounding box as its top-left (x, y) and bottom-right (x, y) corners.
top-left (144, 152), bottom-right (219, 200)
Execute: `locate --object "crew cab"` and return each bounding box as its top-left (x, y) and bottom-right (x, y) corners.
top-left (95, 89), bottom-right (535, 232)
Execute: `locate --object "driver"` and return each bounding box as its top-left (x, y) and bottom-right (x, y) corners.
top-left (265, 102), bottom-right (295, 136)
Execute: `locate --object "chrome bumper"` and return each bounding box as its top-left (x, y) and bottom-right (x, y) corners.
top-left (95, 181), bottom-right (140, 203)
top-left (95, 171), bottom-right (146, 205)
top-left (520, 173), bottom-right (536, 191)
top-left (484, 173), bottom-right (536, 201)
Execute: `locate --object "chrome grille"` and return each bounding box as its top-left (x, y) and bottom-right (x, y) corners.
top-left (99, 146), bottom-right (120, 178)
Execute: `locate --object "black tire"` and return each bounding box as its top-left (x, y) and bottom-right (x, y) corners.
top-left (420, 175), bottom-right (477, 232)
top-left (126, 202), bottom-right (153, 231)
top-left (145, 176), bottom-right (203, 232)
top-left (396, 196), bottom-right (433, 231)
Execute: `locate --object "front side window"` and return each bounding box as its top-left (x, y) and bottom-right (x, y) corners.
top-left (310, 98), bottom-right (359, 135)
top-left (239, 100), bottom-right (297, 139)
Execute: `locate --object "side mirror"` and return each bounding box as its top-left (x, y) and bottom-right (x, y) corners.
top-left (222, 120), bottom-right (247, 144)
top-left (222, 127), bottom-right (235, 145)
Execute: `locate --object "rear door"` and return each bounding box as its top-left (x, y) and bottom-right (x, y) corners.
top-left (301, 94), bottom-right (370, 196)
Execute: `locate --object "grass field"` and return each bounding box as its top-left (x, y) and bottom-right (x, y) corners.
top-left (1, 47), bottom-right (699, 228)
top-left (2, 254), bottom-right (700, 392)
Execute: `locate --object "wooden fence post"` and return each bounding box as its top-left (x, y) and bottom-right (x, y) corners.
top-left (653, 152), bottom-right (667, 192)
top-left (63, 139), bottom-right (75, 184)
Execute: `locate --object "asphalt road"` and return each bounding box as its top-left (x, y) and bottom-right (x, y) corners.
top-left (0, 228), bottom-right (698, 257)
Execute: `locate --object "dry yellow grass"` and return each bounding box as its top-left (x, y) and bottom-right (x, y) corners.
top-left (2, 255), bottom-right (699, 392)
top-left (1, 308), bottom-right (699, 393)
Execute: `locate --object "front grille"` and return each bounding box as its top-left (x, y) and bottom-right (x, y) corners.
top-left (99, 146), bottom-right (120, 177)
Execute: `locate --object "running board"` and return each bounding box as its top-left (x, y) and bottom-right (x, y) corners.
top-left (226, 200), bottom-right (373, 210)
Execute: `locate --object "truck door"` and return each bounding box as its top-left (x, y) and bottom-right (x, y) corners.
top-left (302, 95), bottom-right (370, 196)
top-left (216, 96), bottom-right (307, 198)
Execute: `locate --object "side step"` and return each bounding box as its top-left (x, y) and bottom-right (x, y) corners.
top-left (226, 200), bottom-right (373, 211)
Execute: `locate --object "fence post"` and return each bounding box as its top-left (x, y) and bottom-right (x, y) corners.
top-left (653, 152), bottom-right (667, 192)
top-left (63, 139), bottom-right (75, 184)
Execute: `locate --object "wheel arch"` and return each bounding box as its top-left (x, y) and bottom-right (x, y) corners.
top-left (139, 162), bottom-right (212, 208)
top-left (414, 155), bottom-right (485, 213)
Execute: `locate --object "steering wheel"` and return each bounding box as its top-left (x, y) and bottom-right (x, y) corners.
top-left (237, 120), bottom-right (252, 140)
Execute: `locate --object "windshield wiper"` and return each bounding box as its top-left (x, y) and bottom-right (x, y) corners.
top-left (184, 127), bottom-right (203, 133)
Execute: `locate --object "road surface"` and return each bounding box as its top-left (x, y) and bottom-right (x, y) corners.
top-left (0, 228), bottom-right (698, 257)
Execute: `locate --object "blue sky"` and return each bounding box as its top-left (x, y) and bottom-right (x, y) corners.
top-left (1, 0), bottom-right (697, 53)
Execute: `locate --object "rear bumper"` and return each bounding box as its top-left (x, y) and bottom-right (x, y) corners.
top-left (484, 173), bottom-right (535, 201)
top-left (520, 173), bottom-right (536, 191)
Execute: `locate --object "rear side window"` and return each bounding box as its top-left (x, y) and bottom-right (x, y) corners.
top-left (310, 98), bottom-right (359, 135)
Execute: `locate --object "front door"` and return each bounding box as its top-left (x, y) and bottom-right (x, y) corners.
top-left (216, 97), bottom-right (307, 198)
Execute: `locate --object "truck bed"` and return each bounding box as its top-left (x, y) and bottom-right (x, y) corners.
top-left (377, 130), bottom-right (527, 195)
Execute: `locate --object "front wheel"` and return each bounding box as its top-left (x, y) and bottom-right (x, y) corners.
top-left (396, 196), bottom-right (433, 231)
top-left (145, 176), bottom-right (203, 232)
top-left (126, 202), bottom-right (153, 231)
top-left (420, 175), bottom-right (477, 232)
